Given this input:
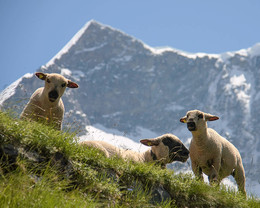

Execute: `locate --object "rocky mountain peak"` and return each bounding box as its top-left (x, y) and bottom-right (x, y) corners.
top-left (1, 20), bottom-right (260, 194)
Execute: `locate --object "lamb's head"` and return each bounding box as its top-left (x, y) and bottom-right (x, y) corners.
top-left (180, 110), bottom-right (219, 132)
top-left (35, 72), bottom-right (79, 103)
top-left (140, 134), bottom-right (189, 166)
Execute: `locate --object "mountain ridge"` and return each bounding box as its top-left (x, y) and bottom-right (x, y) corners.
top-left (1, 20), bottom-right (260, 196)
top-left (46, 20), bottom-right (260, 67)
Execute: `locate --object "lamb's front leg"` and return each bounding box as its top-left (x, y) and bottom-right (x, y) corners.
top-left (208, 158), bottom-right (221, 184)
top-left (192, 161), bottom-right (203, 181)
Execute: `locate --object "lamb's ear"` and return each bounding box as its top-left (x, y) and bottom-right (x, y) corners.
top-left (35, 72), bottom-right (47, 80)
top-left (205, 113), bottom-right (219, 121)
top-left (180, 116), bottom-right (187, 123)
top-left (67, 80), bottom-right (79, 88)
top-left (140, 139), bottom-right (160, 146)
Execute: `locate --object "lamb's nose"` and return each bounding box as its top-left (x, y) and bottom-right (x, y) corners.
top-left (49, 90), bottom-right (59, 101)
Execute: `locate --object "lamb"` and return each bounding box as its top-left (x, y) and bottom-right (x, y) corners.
top-left (20, 72), bottom-right (79, 130)
top-left (180, 110), bottom-right (246, 195)
top-left (80, 134), bottom-right (189, 168)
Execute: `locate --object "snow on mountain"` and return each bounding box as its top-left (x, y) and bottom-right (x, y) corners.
top-left (1, 20), bottom-right (260, 197)
top-left (46, 20), bottom-right (95, 67)
top-left (79, 125), bottom-right (149, 153)
top-left (0, 73), bottom-right (33, 106)
top-left (144, 44), bottom-right (221, 60)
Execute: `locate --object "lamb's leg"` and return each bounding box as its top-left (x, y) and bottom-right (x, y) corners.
top-left (208, 168), bottom-right (219, 185)
top-left (233, 165), bottom-right (246, 196)
top-left (208, 158), bottom-right (220, 184)
top-left (191, 161), bottom-right (203, 180)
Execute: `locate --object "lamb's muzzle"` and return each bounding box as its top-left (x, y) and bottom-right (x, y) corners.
top-left (160, 137), bottom-right (189, 162)
top-left (187, 121), bottom-right (196, 131)
top-left (48, 90), bottom-right (59, 102)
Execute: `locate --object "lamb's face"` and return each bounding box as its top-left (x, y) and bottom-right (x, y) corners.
top-left (157, 135), bottom-right (190, 163)
top-left (140, 134), bottom-right (189, 164)
top-left (180, 110), bottom-right (205, 131)
top-left (180, 110), bottom-right (219, 132)
top-left (35, 73), bottom-right (78, 103)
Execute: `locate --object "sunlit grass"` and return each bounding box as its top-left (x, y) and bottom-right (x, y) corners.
top-left (0, 111), bottom-right (259, 207)
top-left (0, 169), bottom-right (97, 208)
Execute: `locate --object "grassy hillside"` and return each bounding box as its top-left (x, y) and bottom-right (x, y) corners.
top-left (0, 111), bottom-right (259, 207)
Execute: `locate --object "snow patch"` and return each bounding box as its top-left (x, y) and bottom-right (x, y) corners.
top-left (87, 63), bottom-right (105, 76)
top-left (219, 52), bottom-right (235, 63)
top-left (219, 43), bottom-right (260, 63)
top-left (102, 112), bottom-right (122, 118)
top-left (76, 110), bottom-right (87, 117)
top-left (144, 42), bottom-right (260, 62)
top-left (224, 69), bottom-right (251, 112)
top-left (72, 70), bottom-right (85, 81)
top-left (112, 55), bottom-right (132, 63)
top-left (143, 44), bottom-right (220, 59)
top-left (61, 68), bottom-right (72, 77)
top-left (237, 43), bottom-right (260, 58)
top-left (60, 68), bottom-right (85, 81)
top-left (24, 73), bottom-right (34, 78)
top-left (79, 125), bottom-right (148, 152)
top-left (93, 124), bottom-right (158, 142)
top-left (75, 43), bottom-right (107, 54)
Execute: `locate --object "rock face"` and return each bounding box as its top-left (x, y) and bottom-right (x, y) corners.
top-left (1, 20), bottom-right (260, 189)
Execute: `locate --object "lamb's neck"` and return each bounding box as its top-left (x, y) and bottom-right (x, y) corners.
top-left (120, 149), bottom-right (145, 162)
top-left (142, 149), bottom-right (156, 162)
top-left (191, 128), bottom-right (210, 146)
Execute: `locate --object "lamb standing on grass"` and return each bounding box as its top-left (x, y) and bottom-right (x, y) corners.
top-left (20, 72), bottom-right (79, 130)
top-left (80, 134), bottom-right (189, 168)
top-left (180, 110), bottom-right (246, 195)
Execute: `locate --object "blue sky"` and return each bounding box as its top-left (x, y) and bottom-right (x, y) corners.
top-left (1, 0), bottom-right (260, 89)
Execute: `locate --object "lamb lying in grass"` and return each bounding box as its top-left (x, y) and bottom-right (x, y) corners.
top-left (20, 72), bottom-right (79, 130)
top-left (80, 134), bottom-right (189, 168)
top-left (180, 110), bottom-right (246, 195)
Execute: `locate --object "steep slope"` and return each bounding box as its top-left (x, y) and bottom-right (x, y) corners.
top-left (2, 111), bottom-right (259, 207)
top-left (1, 20), bottom-right (260, 195)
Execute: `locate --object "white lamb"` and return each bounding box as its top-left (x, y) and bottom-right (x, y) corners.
top-left (20, 72), bottom-right (79, 130)
top-left (180, 110), bottom-right (246, 195)
top-left (80, 134), bottom-right (189, 168)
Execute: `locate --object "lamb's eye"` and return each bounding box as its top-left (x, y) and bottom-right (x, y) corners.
top-left (47, 79), bottom-right (51, 83)
top-left (61, 83), bottom-right (66, 88)
top-left (198, 114), bottom-right (203, 119)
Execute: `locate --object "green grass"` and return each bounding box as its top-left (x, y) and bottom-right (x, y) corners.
top-left (0, 111), bottom-right (259, 207)
top-left (0, 169), bottom-right (97, 208)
